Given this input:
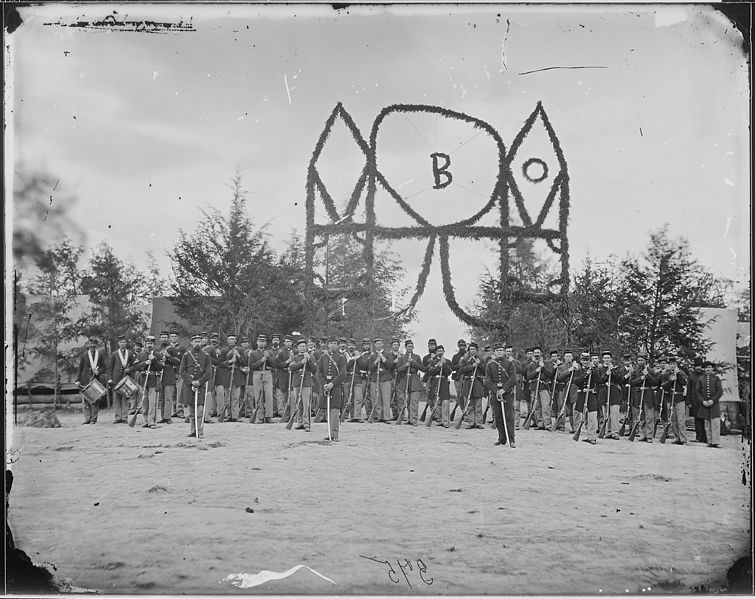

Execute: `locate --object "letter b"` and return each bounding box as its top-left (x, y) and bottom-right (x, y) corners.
top-left (431, 152), bottom-right (452, 190)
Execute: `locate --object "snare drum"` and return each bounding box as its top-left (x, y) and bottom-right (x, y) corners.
top-left (114, 376), bottom-right (139, 399)
top-left (81, 378), bottom-right (107, 404)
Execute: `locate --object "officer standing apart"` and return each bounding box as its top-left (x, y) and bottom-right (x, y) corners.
top-left (484, 342), bottom-right (517, 447)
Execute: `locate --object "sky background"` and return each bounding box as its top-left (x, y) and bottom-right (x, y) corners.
top-left (8, 3), bottom-right (750, 347)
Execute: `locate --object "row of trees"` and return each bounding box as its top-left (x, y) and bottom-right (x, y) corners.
top-left (470, 226), bottom-right (734, 362)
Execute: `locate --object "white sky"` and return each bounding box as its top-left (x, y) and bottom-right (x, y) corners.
top-left (8, 3), bottom-right (750, 347)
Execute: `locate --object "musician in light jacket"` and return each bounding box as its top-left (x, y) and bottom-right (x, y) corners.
top-left (75, 335), bottom-right (108, 425)
top-left (108, 335), bottom-right (136, 424)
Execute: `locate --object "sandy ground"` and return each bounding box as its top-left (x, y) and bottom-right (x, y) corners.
top-left (6, 405), bottom-right (752, 595)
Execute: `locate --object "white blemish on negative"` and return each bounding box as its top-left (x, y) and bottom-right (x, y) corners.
top-left (723, 216), bottom-right (732, 238)
top-left (222, 565), bottom-right (336, 589)
top-left (724, 178), bottom-right (736, 187)
top-left (284, 75), bottom-right (292, 106)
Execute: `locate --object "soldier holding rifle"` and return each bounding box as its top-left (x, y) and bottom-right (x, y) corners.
top-left (368, 338), bottom-right (395, 423)
top-left (394, 340), bottom-right (425, 426)
top-left (597, 350), bottom-right (625, 440)
top-left (346, 338), bottom-right (372, 422)
top-left (219, 333), bottom-right (245, 422)
top-left (573, 352), bottom-right (601, 444)
top-left (451, 339), bottom-right (468, 413)
top-left (525, 346), bottom-right (556, 430)
top-left (458, 342), bottom-right (486, 429)
top-left (157, 331), bottom-right (181, 424)
top-left (554, 349), bottom-right (580, 433)
top-left (426, 345), bottom-right (453, 427)
top-left (169, 331), bottom-right (186, 419)
top-left (290, 338), bottom-right (317, 432)
top-left (484, 342), bottom-right (517, 447)
top-left (249, 334), bottom-right (277, 423)
top-left (662, 356), bottom-right (688, 445)
top-left (629, 353), bottom-right (659, 442)
top-left (275, 335), bottom-right (296, 422)
top-left (134, 335), bottom-right (165, 429)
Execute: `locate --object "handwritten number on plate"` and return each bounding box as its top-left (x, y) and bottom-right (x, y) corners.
top-left (397, 559), bottom-right (413, 589)
top-left (417, 558), bottom-right (433, 585)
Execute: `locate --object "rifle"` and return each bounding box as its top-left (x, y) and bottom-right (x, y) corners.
top-left (659, 384), bottom-right (675, 443)
top-left (285, 355), bottom-right (307, 430)
top-left (551, 368), bottom-right (575, 432)
top-left (340, 356), bottom-right (358, 423)
top-left (618, 371), bottom-right (633, 436)
top-left (367, 354), bottom-right (381, 423)
top-left (455, 362), bottom-right (478, 429)
top-left (522, 369), bottom-right (541, 430)
top-left (598, 371), bottom-right (612, 439)
top-left (220, 362), bottom-right (236, 423)
top-left (573, 368), bottom-right (593, 441)
top-left (395, 357), bottom-right (412, 425)
top-left (482, 392), bottom-right (491, 424)
top-left (241, 354), bottom-right (252, 418)
top-left (653, 388), bottom-right (666, 438)
top-left (426, 358), bottom-right (446, 427)
top-left (628, 377), bottom-right (647, 442)
top-left (205, 365), bottom-right (217, 422)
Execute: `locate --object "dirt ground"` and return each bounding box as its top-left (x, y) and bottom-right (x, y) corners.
top-left (6, 405), bottom-right (752, 595)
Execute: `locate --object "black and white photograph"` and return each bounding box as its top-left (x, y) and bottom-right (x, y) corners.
top-left (4, 2), bottom-right (752, 594)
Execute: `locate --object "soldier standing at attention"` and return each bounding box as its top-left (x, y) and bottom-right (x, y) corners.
top-left (75, 335), bottom-right (107, 425)
top-left (394, 340), bottom-right (425, 426)
top-left (275, 335), bottom-right (295, 422)
top-left (179, 333), bottom-right (212, 439)
top-left (368, 338), bottom-right (395, 422)
top-left (484, 342), bottom-right (517, 447)
top-left (459, 342), bottom-right (485, 428)
top-left (349, 338), bottom-right (372, 422)
top-left (426, 345), bottom-right (453, 427)
top-left (249, 334), bottom-right (276, 423)
top-left (526, 347), bottom-right (556, 430)
top-left (157, 331), bottom-right (180, 424)
top-left (630, 353), bottom-right (658, 443)
top-left (291, 338), bottom-right (317, 432)
top-left (555, 349), bottom-right (580, 433)
top-left (574, 352), bottom-right (601, 444)
top-left (317, 337), bottom-right (346, 441)
top-left (663, 356), bottom-right (688, 445)
top-left (598, 351), bottom-right (624, 440)
top-left (135, 335), bottom-right (165, 429)
top-left (219, 333), bottom-right (245, 422)
top-left (108, 335), bottom-right (135, 424)
top-left (169, 331), bottom-right (186, 419)
top-left (389, 338), bottom-right (402, 420)
top-left (451, 339), bottom-right (468, 413)
top-left (696, 360), bottom-right (723, 448)
top-left (270, 334), bottom-right (282, 416)
top-left (686, 357), bottom-right (707, 443)
top-left (203, 333), bottom-right (221, 422)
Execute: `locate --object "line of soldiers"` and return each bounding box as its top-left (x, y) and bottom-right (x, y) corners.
top-left (75, 332), bottom-right (725, 448)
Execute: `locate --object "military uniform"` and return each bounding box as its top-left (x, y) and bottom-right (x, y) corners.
top-left (596, 355), bottom-right (625, 440)
top-left (170, 337), bottom-right (187, 418)
top-left (368, 341), bottom-right (395, 422)
top-left (695, 363), bottom-right (723, 447)
top-left (662, 360), bottom-right (688, 444)
top-left (290, 344), bottom-right (317, 431)
top-left (203, 339), bottom-right (221, 421)
top-left (348, 341), bottom-right (372, 422)
top-left (134, 339), bottom-right (165, 428)
top-left (459, 344), bottom-right (485, 428)
top-left (218, 340), bottom-right (246, 421)
top-left (555, 358), bottom-right (581, 433)
top-left (484, 349), bottom-right (517, 446)
top-left (573, 357), bottom-right (600, 444)
top-left (179, 336), bottom-right (212, 438)
top-left (158, 335), bottom-right (182, 423)
top-left (316, 344), bottom-right (346, 440)
top-left (108, 337), bottom-right (136, 423)
top-left (426, 350), bottom-right (452, 427)
top-left (75, 339), bottom-right (108, 424)
top-left (249, 336), bottom-right (277, 423)
top-left (394, 342), bottom-right (425, 425)
top-left (629, 362), bottom-right (659, 442)
top-left (451, 340), bottom-right (468, 411)
top-left (275, 337), bottom-right (295, 422)
top-left (525, 352), bottom-right (556, 429)
top-left (686, 359), bottom-right (707, 442)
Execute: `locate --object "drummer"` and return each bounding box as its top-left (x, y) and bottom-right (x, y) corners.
top-left (75, 335), bottom-right (108, 425)
top-left (108, 334), bottom-right (137, 424)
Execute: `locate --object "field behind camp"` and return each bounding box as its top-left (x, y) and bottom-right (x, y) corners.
top-left (7, 407), bottom-right (752, 594)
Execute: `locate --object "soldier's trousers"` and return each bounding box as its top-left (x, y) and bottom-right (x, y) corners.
top-left (370, 380), bottom-right (393, 421)
top-left (532, 390), bottom-right (552, 427)
top-left (175, 380), bottom-right (185, 414)
top-left (141, 387), bottom-right (158, 425)
top-left (112, 390), bottom-right (130, 422)
top-left (403, 390), bottom-right (420, 424)
top-left (574, 409), bottom-right (598, 441)
top-left (160, 385), bottom-right (175, 420)
top-left (222, 385), bottom-right (240, 420)
top-left (82, 397), bottom-right (99, 423)
top-left (606, 404), bottom-right (621, 436)
top-left (351, 383), bottom-right (366, 421)
top-left (430, 399), bottom-right (450, 426)
top-left (328, 408), bottom-right (340, 440)
top-left (670, 401), bottom-right (688, 443)
top-left (704, 417), bottom-right (720, 446)
top-left (297, 387), bottom-right (312, 428)
top-left (188, 402), bottom-right (205, 437)
top-left (252, 371), bottom-right (274, 420)
top-left (492, 396), bottom-right (515, 444)
top-left (394, 380), bottom-right (408, 420)
top-left (213, 385), bottom-right (226, 419)
top-left (276, 388), bottom-right (290, 420)
top-left (465, 397), bottom-right (483, 425)
top-left (454, 379), bottom-right (465, 410)
top-left (641, 405), bottom-right (656, 440)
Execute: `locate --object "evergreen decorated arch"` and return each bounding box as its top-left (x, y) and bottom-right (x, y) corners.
top-left (304, 102), bottom-right (571, 328)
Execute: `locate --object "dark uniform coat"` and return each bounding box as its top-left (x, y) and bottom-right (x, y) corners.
top-left (662, 370), bottom-right (688, 404)
top-left (426, 357), bottom-right (453, 400)
top-left (483, 357), bottom-right (517, 396)
top-left (459, 354), bottom-right (486, 399)
top-left (135, 349), bottom-right (165, 389)
top-left (696, 373), bottom-right (723, 419)
top-left (368, 349), bottom-right (395, 382)
top-left (76, 347), bottom-right (107, 386)
top-left (629, 369), bottom-right (659, 409)
top-left (316, 351), bottom-right (346, 408)
top-left (394, 352), bottom-right (426, 393)
top-left (179, 347), bottom-right (212, 405)
top-left (219, 345), bottom-right (247, 388)
top-left (109, 348), bottom-right (136, 384)
top-left (291, 353), bottom-right (317, 388)
top-left (275, 348), bottom-right (295, 392)
top-left (556, 362), bottom-right (581, 404)
top-left (597, 365), bottom-right (624, 407)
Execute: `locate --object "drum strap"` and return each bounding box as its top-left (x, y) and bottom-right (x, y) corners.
top-left (118, 349), bottom-right (129, 367)
top-left (88, 350), bottom-right (99, 373)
